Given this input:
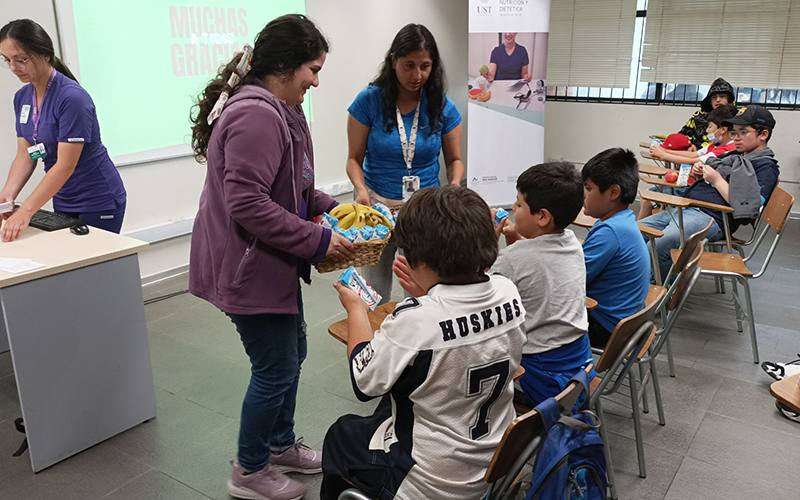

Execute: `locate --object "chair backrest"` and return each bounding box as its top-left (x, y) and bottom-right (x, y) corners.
top-left (762, 186), bottom-right (795, 234)
top-left (668, 241), bottom-right (703, 311)
top-left (595, 288), bottom-right (665, 375)
top-left (672, 219), bottom-right (713, 275)
top-left (484, 364), bottom-right (594, 485)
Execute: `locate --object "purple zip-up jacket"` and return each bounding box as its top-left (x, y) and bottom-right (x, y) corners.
top-left (189, 77), bottom-right (335, 315)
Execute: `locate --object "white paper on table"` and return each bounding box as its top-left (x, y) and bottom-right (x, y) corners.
top-left (0, 258), bottom-right (45, 273)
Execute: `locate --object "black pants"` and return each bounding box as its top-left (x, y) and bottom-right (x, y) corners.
top-left (588, 313), bottom-right (613, 349)
top-left (321, 396), bottom-right (413, 500)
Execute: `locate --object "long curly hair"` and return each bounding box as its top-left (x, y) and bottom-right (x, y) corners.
top-left (0, 19), bottom-right (78, 82)
top-left (190, 14), bottom-right (329, 162)
top-left (371, 24), bottom-right (446, 136)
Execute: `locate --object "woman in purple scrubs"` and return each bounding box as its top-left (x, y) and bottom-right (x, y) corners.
top-left (0, 19), bottom-right (126, 242)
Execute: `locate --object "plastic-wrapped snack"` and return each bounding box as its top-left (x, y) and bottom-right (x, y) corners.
top-left (335, 227), bottom-right (356, 243)
top-left (360, 226), bottom-right (375, 241)
top-left (374, 224), bottom-right (390, 240)
top-left (346, 227), bottom-right (361, 242)
top-left (367, 226), bottom-right (383, 241)
top-left (317, 212), bottom-right (338, 230)
top-left (495, 208), bottom-right (509, 226)
top-left (337, 267), bottom-right (382, 310)
top-left (371, 202), bottom-right (395, 229)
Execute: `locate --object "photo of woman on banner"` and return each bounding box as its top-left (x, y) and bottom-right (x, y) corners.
top-left (487, 32), bottom-right (531, 82)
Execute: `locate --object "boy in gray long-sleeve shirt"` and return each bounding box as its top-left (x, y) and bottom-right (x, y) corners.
top-left (492, 162), bottom-right (594, 406)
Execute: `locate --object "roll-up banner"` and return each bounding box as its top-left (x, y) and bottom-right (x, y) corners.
top-left (467, 0), bottom-right (550, 207)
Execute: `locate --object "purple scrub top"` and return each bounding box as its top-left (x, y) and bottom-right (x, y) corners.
top-left (14, 70), bottom-right (126, 212)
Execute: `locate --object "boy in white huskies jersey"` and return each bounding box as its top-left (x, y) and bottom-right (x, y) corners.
top-left (322, 186), bottom-right (527, 500)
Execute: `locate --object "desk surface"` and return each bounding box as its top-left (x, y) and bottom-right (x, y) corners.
top-left (469, 79), bottom-right (545, 111)
top-left (770, 374), bottom-right (800, 413)
top-left (0, 226), bottom-right (148, 288)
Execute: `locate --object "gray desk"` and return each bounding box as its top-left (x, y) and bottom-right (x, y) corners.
top-left (0, 226), bottom-right (156, 471)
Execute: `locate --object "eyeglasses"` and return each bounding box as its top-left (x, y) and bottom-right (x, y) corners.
top-left (729, 129), bottom-right (756, 139)
top-left (0, 56), bottom-right (30, 69)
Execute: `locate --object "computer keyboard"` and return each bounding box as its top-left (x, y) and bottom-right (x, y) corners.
top-left (22, 207), bottom-right (83, 232)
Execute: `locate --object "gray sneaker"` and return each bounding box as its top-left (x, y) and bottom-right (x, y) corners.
top-left (227, 461), bottom-right (306, 500)
top-left (270, 438), bottom-right (322, 474)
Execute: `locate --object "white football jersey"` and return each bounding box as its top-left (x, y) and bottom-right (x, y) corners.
top-left (350, 274), bottom-right (528, 499)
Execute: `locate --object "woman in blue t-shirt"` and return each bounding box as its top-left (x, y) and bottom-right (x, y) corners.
top-left (345, 23), bottom-right (463, 303)
top-left (0, 19), bottom-right (126, 242)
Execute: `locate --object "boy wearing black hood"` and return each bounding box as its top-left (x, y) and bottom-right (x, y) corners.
top-left (678, 77), bottom-right (735, 149)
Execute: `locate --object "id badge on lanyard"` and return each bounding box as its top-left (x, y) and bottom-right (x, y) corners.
top-left (28, 68), bottom-right (55, 161)
top-left (397, 99), bottom-right (421, 202)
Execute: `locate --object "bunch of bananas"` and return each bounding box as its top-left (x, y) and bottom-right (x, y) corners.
top-left (330, 203), bottom-right (393, 230)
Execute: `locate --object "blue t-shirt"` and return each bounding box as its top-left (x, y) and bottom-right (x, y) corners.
top-left (490, 44), bottom-right (529, 80)
top-left (348, 85), bottom-right (462, 200)
top-left (582, 210), bottom-right (650, 333)
top-left (14, 70), bottom-right (126, 212)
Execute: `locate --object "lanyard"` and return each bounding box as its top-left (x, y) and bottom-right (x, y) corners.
top-left (396, 98), bottom-right (421, 175)
top-left (31, 68), bottom-right (56, 144)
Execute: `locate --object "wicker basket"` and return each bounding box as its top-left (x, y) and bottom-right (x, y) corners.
top-left (315, 238), bottom-right (389, 273)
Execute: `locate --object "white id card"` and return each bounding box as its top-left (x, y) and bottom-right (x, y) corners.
top-left (402, 175), bottom-right (420, 202)
top-left (27, 143), bottom-right (46, 160)
top-left (20, 105), bottom-right (31, 124)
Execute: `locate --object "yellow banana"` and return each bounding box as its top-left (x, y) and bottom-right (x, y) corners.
top-left (330, 203), bottom-right (355, 219)
top-left (338, 211), bottom-right (356, 229)
top-left (352, 204), bottom-right (367, 229)
top-left (362, 206), bottom-right (393, 228)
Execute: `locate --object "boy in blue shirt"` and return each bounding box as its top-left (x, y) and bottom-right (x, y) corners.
top-left (581, 148), bottom-right (651, 348)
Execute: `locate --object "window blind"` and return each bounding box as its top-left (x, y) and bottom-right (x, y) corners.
top-left (547, 0), bottom-right (638, 88)
top-left (641, 0), bottom-right (800, 89)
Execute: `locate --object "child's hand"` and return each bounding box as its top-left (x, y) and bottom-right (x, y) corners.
top-left (649, 145), bottom-right (664, 158)
top-left (333, 282), bottom-right (369, 314)
top-left (691, 162), bottom-right (704, 177)
top-left (392, 255), bottom-right (427, 297)
top-left (501, 221), bottom-right (524, 246)
top-left (491, 209), bottom-right (508, 238)
top-left (702, 164), bottom-right (723, 185)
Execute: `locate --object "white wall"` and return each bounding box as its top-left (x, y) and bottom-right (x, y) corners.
top-left (543, 101), bottom-right (800, 210)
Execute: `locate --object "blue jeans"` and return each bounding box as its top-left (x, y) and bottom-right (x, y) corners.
top-left (638, 207), bottom-right (722, 282)
top-left (226, 288), bottom-right (307, 472)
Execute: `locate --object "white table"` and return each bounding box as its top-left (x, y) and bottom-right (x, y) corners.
top-left (469, 78), bottom-right (546, 111)
top-left (0, 226), bottom-right (156, 471)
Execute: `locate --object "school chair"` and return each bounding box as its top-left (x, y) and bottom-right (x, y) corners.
top-left (484, 364), bottom-right (594, 500)
top-left (633, 241), bottom-right (704, 442)
top-left (670, 186), bottom-right (795, 364)
top-left (638, 162), bottom-right (672, 177)
top-left (338, 488), bottom-right (371, 500)
top-left (587, 288), bottom-right (664, 498)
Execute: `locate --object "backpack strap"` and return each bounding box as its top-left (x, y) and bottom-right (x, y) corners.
top-left (566, 369), bottom-right (592, 412)
top-left (557, 412), bottom-right (600, 432)
top-left (534, 398), bottom-right (561, 431)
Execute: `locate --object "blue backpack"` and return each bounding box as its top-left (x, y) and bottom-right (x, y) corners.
top-left (524, 371), bottom-right (607, 500)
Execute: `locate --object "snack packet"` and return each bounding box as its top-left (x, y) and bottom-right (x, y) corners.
top-left (335, 227), bottom-right (356, 243)
top-left (374, 224), bottom-right (390, 240)
top-left (495, 208), bottom-right (509, 226)
top-left (371, 202), bottom-right (395, 228)
top-left (317, 212), bottom-right (338, 230)
top-left (360, 226), bottom-right (375, 241)
top-left (677, 164), bottom-right (692, 187)
top-left (337, 267), bottom-right (381, 310)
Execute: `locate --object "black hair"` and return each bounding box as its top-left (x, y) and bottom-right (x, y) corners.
top-left (394, 186), bottom-right (497, 279)
top-left (0, 19), bottom-right (78, 82)
top-left (751, 123), bottom-right (773, 143)
top-left (516, 162), bottom-right (584, 230)
top-left (581, 148), bottom-right (639, 205)
top-left (707, 104), bottom-right (738, 127)
top-left (191, 14), bottom-right (329, 162)
top-left (371, 24), bottom-right (446, 136)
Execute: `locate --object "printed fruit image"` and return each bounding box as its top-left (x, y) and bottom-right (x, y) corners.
top-left (478, 91), bottom-right (491, 102)
top-left (329, 204), bottom-right (393, 230)
top-left (469, 88), bottom-right (482, 100)
top-left (479, 64), bottom-right (489, 76)
top-left (664, 170), bottom-right (678, 183)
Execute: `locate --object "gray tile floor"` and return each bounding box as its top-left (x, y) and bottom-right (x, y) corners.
top-left (1, 216), bottom-right (799, 500)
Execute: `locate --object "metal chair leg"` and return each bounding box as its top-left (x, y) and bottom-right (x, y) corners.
top-left (741, 277), bottom-right (759, 364)
top-left (595, 398), bottom-right (618, 500)
top-left (665, 335), bottom-right (676, 377)
top-left (628, 371), bottom-right (647, 478)
top-left (649, 358), bottom-right (666, 426)
top-left (731, 278), bottom-right (744, 332)
top-left (638, 363), bottom-right (650, 414)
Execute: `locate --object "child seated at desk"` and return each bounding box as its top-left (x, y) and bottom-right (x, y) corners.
top-left (581, 148), bottom-right (651, 348)
top-left (639, 104), bottom-right (739, 219)
top-left (492, 162), bottom-right (593, 407)
top-left (322, 186), bottom-right (527, 500)
top-left (677, 78), bottom-right (735, 149)
top-left (639, 105), bottom-right (780, 281)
